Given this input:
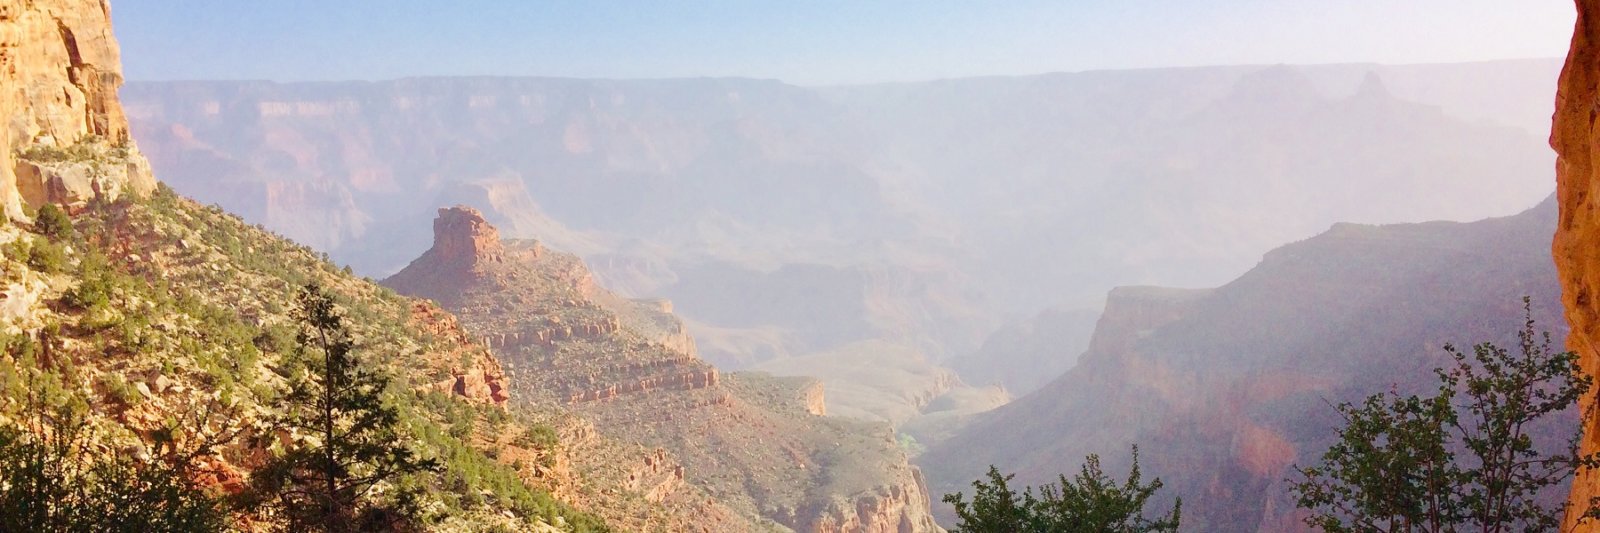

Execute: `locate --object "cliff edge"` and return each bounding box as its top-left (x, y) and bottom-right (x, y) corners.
top-left (1, 0), bottom-right (154, 220)
top-left (1555, 1), bottom-right (1600, 530)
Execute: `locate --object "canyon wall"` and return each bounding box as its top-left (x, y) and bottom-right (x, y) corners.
top-left (1555, 1), bottom-right (1600, 529)
top-left (0, 0), bottom-right (152, 220)
top-left (927, 198), bottom-right (1564, 531)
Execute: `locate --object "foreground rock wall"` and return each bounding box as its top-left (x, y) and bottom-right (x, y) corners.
top-left (0, 0), bottom-right (152, 220)
top-left (1555, 2), bottom-right (1600, 530)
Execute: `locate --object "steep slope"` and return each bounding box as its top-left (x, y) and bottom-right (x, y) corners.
top-left (386, 206), bottom-right (943, 532)
top-left (1552, 1), bottom-right (1600, 529)
top-left (923, 198), bottom-right (1565, 531)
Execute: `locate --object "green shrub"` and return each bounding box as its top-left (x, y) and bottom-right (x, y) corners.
top-left (1291, 298), bottom-right (1600, 532)
top-left (31, 204), bottom-right (72, 242)
top-left (96, 373), bottom-right (143, 407)
top-left (944, 448), bottom-right (1180, 533)
top-left (63, 254), bottom-right (113, 312)
top-left (0, 405), bottom-right (228, 532)
top-left (25, 239), bottom-right (67, 274)
top-left (514, 425), bottom-right (559, 451)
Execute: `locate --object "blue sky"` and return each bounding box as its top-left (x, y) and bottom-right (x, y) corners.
top-left (112, 0), bottom-right (1576, 85)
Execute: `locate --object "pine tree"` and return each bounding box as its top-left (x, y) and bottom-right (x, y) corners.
top-left (256, 283), bottom-right (437, 532)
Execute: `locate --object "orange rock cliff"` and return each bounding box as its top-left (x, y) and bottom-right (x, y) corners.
top-left (1556, 1), bottom-right (1600, 529)
top-left (0, 0), bottom-right (155, 220)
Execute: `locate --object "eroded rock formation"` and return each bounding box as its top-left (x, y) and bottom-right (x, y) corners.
top-left (385, 206), bottom-right (944, 532)
top-left (1553, 2), bottom-right (1600, 529)
top-left (0, 0), bottom-right (153, 220)
top-left (410, 301), bottom-right (510, 406)
top-left (431, 205), bottom-right (507, 267)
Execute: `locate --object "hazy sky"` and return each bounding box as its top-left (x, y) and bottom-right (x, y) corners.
top-left (113, 0), bottom-right (1576, 85)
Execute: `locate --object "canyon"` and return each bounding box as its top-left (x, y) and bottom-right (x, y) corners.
top-left (925, 197), bottom-right (1568, 531)
top-left (2, 1), bottom-right (928, 530)
top-left (5, 0), bottom-right (1590, 530)
top-left (122, 61), bottom-right (1562, 436)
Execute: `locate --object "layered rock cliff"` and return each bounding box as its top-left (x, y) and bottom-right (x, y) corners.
top-left (0, 0), bottom-right (153, 220)
top-left (1554, 1), bottom-right (1600, 529)
top-left (386, 206), bottom-right (943, 532)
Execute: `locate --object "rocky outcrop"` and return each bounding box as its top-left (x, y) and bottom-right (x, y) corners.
top-left (795, 467), bottom-right (938, 533)
top-left (565, 365), bottom-right (719, 404)
top-left (384, 205), bottom-right (532, 307)
top-left (625, 448), bottom-right (687, 504)
top-left (0, 0), bottom-right (154, 220)
top-left (480, 315), bottom-right (621, 351)
top-left (1553, 2), bottom-right (1600, 529)
top-left (430, 205), bottom-right (507, 267)
top-left (386, 208), bottom-right (944, 532)
top-left (411, 301), bottom-right (510, 406)
top-left (800, 379), bottom-right (827, 416)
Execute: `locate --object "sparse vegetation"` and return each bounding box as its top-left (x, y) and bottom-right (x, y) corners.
top-left (0, 385), bottom-right (228, 532)
top-left (2, 192), bottom-right (609, 531)
top-left (16, 236), bottom-right (68, 274)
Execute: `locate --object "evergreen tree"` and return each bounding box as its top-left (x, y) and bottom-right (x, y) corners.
top-left (255, 283), bottom-right (437, 531)
top-left (31, 203), bottom-right (73, 242)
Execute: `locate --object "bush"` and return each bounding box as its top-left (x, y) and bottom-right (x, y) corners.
top-left (514, 425), bottom-right (560, 451)
top-left (0, 405), bottom-right (227, 532)
top-left (96, 373), bottom-right (143, 407)
top-left (63, 252), bottom-right (113, 312)
top-left (25, 239), bottom-right (67, 274)
top-left (31, 204), bottom-right (72, 242)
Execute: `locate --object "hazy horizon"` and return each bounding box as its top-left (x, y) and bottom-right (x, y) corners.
top-left (119, 56), bottom-right (1569, 87)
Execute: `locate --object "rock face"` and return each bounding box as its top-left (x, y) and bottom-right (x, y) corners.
top-left (0, 0), bottom-right (153, 220)
top-left (409, 301), bottom-right (510, 406)
top-left (430, 205), bottom-right (506, 268)
top-left (1553, 2), bottom-right (1600, 529)
top-left (385, 206), bottom-right (943, 532)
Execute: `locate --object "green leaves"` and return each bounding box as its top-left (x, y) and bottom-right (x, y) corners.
top-left (1291, 297), bottom-right (1598, 532)
top-left (944, 447), bottom-right (1180, 533)
top-left (0, 399), bottom-right (227, 532)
